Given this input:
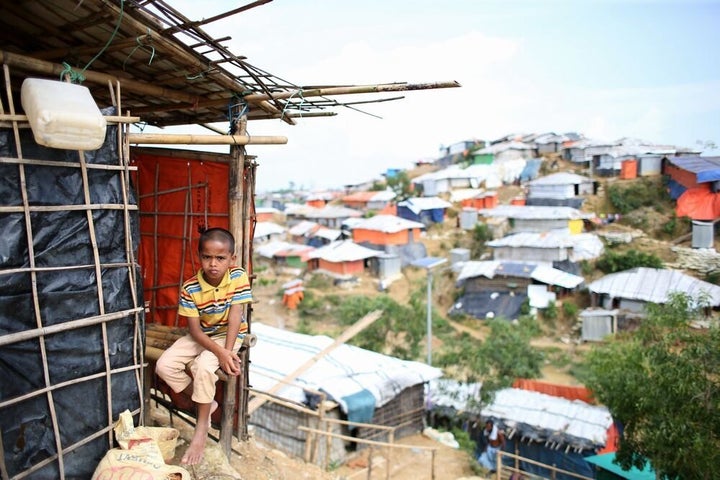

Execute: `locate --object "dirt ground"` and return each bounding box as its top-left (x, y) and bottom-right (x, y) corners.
top-left (151, 400), bottom-right (484, 480)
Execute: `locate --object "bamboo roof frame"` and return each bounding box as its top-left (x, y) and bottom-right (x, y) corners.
top-left (0, 0), bottom-right (460, 129)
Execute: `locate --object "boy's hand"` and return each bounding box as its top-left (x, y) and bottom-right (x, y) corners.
top-left (218, 349), bottom-right (241, 376)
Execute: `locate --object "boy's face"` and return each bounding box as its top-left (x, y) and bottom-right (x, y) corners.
top-left (199, 239), bottom-right (235, 286)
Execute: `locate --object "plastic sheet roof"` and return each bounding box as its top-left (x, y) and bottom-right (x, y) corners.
top-left (528, 172), bottom-right (593, 186)
top-left (481, 388), bottom-right (613, 451)
top-left (397, 197), bottom-right (452, 214)
top-left (249, 322), bottom-right (442, 417)
top-left (664, 156), bottom-right (720, 183)
top-left (588, 267), bottom-right (720, 306)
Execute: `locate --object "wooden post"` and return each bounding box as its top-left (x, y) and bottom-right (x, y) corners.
top-left (219, 101), bottom-right (247, 456)
top-left (237, 120), bottom-right (256, 442)
top-left (367, 446), bottom-right (373, 479)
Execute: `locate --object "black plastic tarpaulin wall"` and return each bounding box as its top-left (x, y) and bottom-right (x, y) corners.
top-left (0, 110), bottom-right (144, 479)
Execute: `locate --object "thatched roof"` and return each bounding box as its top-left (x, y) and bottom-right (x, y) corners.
top-left (0, 0), bottom-right (459, 127)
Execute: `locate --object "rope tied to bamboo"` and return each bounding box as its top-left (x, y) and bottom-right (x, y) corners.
top-left (280, 88), bottom-right (306, 122)
top-left (59, 62), bottom-right (85, 84)
top-left (227, 94), bottom-right (249, 134)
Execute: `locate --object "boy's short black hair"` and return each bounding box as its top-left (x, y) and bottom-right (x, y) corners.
top-left (199, 227), bottom-right (235, 254)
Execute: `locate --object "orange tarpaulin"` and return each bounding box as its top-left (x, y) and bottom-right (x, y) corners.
top-left (512, 378), bottom-right (594, 403)
top-left (676, 186), bottom-right (720, 220)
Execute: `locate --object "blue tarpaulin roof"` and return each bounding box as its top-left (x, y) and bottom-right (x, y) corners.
top-left (665, 156), bottom-right (720, 183)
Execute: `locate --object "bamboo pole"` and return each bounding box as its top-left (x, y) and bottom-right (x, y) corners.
top-left (0, 204), bottom-right (138, 213)
top-left (0, 156), bottom-right (137, 171)
top-left (297, 426), bottom-right (438, 452)
top-left (134, 80), bottom-right (462, 114)
top-left (79, 149), bottom-right (115, 447)
top-left (127, 133), bottom-right (287, 145)
top-left (0, 308), bottom-right (143, 347)
top-left (0, 113), bottom-right (140, 123)
top-left (4, 61), bottom-right (67, 479)
top-left (221, 101), bottom-right (246, 455)
top-left (247, 310), bottom-right (383, 415)
top-left (242, 81), bottom-right (461, 102)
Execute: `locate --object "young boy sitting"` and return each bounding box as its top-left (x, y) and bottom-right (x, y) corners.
top-left (156, 227), bottom-right (252, 465)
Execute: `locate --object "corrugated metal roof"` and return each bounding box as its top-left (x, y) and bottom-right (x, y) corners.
top-left (308, 240), bottom-right (379, 262)
top-left (528, 172), bottom-right (592, 186)
top-left (487, 231), bottom-right (604, 261)
top-left (664, 156), bottom-right (720, 183)
top-left (352, 214), bottom-right (425, 233)
top-left (531, 264), bottom-right (584, 289)
top-left (457, 261), bottom-right (501, 281)
top-left (457, 260), bottom-right (583, 289)
top-left (588, 267), bottom-right (720, 305)
top-left (479, 205), bottom-right (592, 220)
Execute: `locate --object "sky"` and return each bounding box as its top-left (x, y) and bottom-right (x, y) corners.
top-left (162, 0), bottom-right (720, 193)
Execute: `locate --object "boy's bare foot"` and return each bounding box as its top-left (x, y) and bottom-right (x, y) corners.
top-left (181, 400), bottom-right (216, 465)
top-left (181, 427), bottom-right (207, 465)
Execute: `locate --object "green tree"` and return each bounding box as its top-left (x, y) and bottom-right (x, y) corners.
top-left (437, 317), bottom-right (543, 403)
top-left (469, 223), bottom-right (492, 259)
top-left (386, 171), bottom-right (414, 202)
top-left (580, 293), bottom-right (720, 479)
top-left (595, 249), bottom-right (664, 274)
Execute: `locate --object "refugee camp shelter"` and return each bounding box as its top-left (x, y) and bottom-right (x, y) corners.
top-left (253, 221), bottom-right (286, 244)
top-left (305, 205), bottom-right (363, 229)
top-left (342, 189), bottom-right (396, 211)
top-left (248, 322), bottom-right (442, 465)
top-left (481, 388), bottom-right (613, 480)
top-left (307, 239), bottom-right (380, 276)
top-left (664, 155), bottom-right (720, 220)
top-left (397, 196), bottom-right (453, 225)
top-left (450, 260), bottom-right (583, 319)
top-left (526, 172), bottom-right (596, 208)
top-left (0, 2), bottom-right (458, 477)
top-left (580, 309), bottom-right (620, 341)
top-left (478, 205), bottom-right (593, 234)
top-left (487, 230), bottom-right (604, 264)
top-left (588, 267), bottom-right (720, 312)
top-left (351, 214), bottom-right (425, 247)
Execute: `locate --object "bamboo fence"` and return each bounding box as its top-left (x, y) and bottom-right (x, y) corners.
top-left (0, 66), bottom-right (144, 480)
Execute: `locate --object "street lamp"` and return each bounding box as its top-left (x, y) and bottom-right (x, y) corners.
top-left (411, 256), bottom-right (447, 365)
